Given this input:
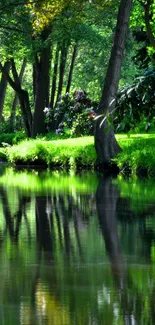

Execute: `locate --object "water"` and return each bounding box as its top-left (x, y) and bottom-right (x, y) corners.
top-left (0, 166), bottom-right (155, 325)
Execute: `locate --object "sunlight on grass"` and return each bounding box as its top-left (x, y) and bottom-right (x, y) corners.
top-left (1, 134), bottom-right (155, 175)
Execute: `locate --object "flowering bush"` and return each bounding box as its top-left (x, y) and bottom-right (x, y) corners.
top-left (43, 90), bottom-right (97, 137)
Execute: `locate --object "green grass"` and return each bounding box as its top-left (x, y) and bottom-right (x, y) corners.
top-left (5, 136), bottom-right (96, 170)
top-left (3, 134), bottom-right (155, 175)
top-left (114, 134), bottom-right (155, 176)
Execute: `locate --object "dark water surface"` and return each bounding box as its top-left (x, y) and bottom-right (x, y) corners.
top-left (0, 166), bottom-right (155, 325)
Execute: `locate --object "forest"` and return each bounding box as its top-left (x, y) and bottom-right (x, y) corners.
top-left (0, 2), bottom-right (155, 323)
top-left (0, 0), bottom-right (154, 173)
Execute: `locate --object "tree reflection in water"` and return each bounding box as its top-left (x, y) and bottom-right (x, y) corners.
top-left (0, 173), bottom-right (155, 324)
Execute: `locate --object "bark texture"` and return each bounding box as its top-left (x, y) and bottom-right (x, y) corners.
top-left (50, 44), bottom-right (59, 109)
top-left (56, 41), bottom-right (69, 103)
top-left (66, 43), bottom-right (78, 94)
top-left (9, 58), bottom-right (27, 132)
top-left (32, 28), bottom-right (51, 137)
top-left (11, 58), bottom-right (32, 137)
top-left (0, 61), bottom-right (11, 123)
top-left (0, 59), bottom-right (32, 137)
top-left (95, 0), bottom-right (132, 170)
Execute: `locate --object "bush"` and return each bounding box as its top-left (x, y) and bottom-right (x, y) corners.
top-left (0, 132), bottom-right (26, 147)
top-left (114, 134), bottom-right (155, 176)
top-left (114, 70), bottom-right (155, 133)
top-left (44, 90), bottom-right (97, 137)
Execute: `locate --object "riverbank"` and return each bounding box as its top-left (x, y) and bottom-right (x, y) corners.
top-left (0, 134), bottom-right (155, 176)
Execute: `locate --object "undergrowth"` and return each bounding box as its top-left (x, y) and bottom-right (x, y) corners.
top-left (5, 137), bottom-right (96, 170)
top-left (114, 134), bottom-right (155, 176)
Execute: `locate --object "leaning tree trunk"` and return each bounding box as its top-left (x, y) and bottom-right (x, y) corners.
top-left (11, 58), bottom-right (32, 137)
top-left (0, 59), bottom-right (32, 137)
top-left (0, 61), bottom-right (11, 123)
top-left (17, 89), bottom-right (32, 137)
top-left (9, 57), bottom-right (27, 132)
top-left (32, 28), bottom-right (51, 137)
top-left (95, 0), bottom-right (132, 170)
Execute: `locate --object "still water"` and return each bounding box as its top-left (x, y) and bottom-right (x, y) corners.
top-left (0, 166), bottom-right (155, 325)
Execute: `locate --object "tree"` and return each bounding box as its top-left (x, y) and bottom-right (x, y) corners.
top-left (143, 0), bottom-right (155, 50)
top-left (95, 0), bottom-right (133, 170)
top-left (32, 26), bottom-right (52, 136)
top-left (0, 58), bottom-right (32, 137)
top-left (0, 61), bottom-right (11, 124)
top-left (131, 0), bottom-right (155, 67)
top-left (66, 42), bottom-right (78, 94)
top-left (50, 43), bottom-right (59, 109)
top-left (0, 0), bottom-right (136, 138)
top-left (9, 57), bottom-right (27, 132)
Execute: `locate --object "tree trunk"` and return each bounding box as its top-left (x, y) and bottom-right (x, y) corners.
top-left (95, 0), bottom-right (132, 170)
top-left (0, 61), bottom-right (11, 123)
top-left (32, 54), bottom-right (39, 103)
top-left (11, 58), bottom-right (32, 137)
top-left (144, 0), bottom-right (155, 49)
top-left (32, 28), bottom-right (51, 137)
top-left (0, 59), bottom-right (32, 137)
top-left (9, 57), bottom-right (27, 132)
top-left (66, 43), bottom-right (78, 94)
top-left (56, 41), bottom-right (69, 103)
top-left (17, 89), bottom-right (32, 137)
top-left (50, 43), bottom-right (59, 109)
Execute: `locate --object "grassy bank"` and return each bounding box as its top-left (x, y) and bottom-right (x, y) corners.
top-left (1, 134), bottom-right (155, 175)
top-left (115, 134), bottom-right (155, 176)
top-left (4, 136), bottom-right (96, 170)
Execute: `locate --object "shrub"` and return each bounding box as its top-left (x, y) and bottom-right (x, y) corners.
top-left (0, 132), bottom-right (26, 147)
top-left (44, 90), bottom-right (97, 137)
top-left (114, 70), bottom-right (155, 133)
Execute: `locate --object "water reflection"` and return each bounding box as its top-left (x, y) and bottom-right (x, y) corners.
top-left (0, 168), bottom-right (154, 324)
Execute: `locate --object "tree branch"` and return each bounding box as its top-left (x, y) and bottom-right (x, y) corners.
top-left (11, 58), bottom-right (21, 87)
top-left (144, 0), bottom-right (155, 49)
top-left (0, 61), bottom-right (20, 92)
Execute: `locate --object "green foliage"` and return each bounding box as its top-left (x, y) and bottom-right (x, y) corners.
top-left (114, 70), bottom-right (155, 133)
top-left (6, 136), bottom-right (97, 170)
top-left (0, 148), bottom-right (7, 160)
top-left (0, 132), bottom-right (26, 147)
top-left (3, 134), bottom-right (155, 175)
top-left (132, 30), bottom-right (155, 69)
top-left (45, 90), bottom-right (97, 137)
top-left (114, 134), bottom-right (155, 176)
